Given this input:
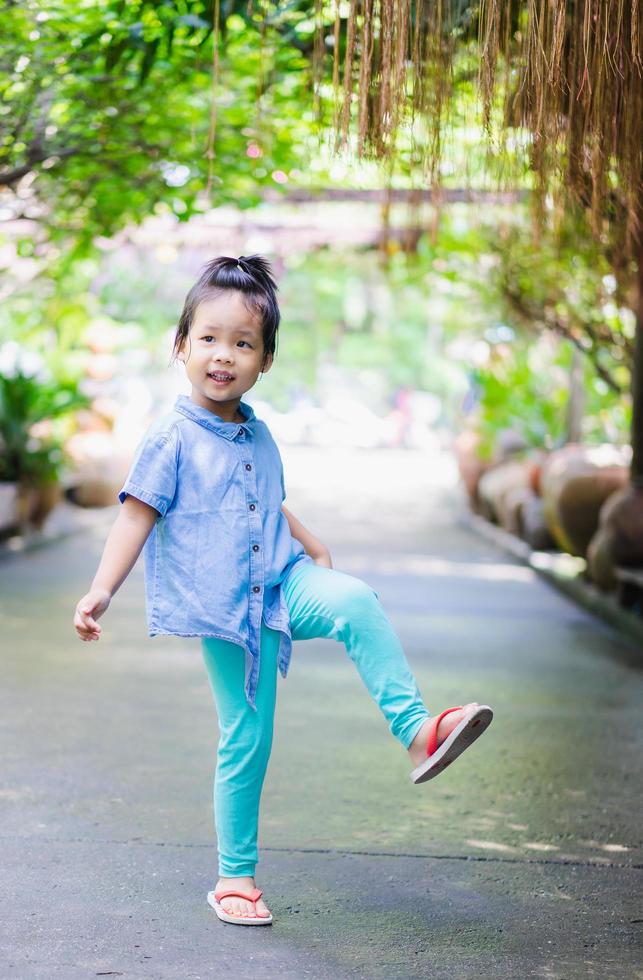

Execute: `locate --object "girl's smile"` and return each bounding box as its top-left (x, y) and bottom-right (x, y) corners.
top-left (208, 370), bottom-right (235, 385)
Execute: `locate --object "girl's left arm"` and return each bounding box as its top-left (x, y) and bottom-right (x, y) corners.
top-left (281, 505), bottom-right (332, 568)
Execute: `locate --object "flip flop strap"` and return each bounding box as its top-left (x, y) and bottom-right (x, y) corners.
top-left (427, 706), bottom-right (463, 758)
top-left (214, 887), bottom-right (263, 903)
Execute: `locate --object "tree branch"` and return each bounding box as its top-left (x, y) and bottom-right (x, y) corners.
top-left (503, 283), bottom-right (626, 395)
top-left (0, 145), bottom-right (80, 187)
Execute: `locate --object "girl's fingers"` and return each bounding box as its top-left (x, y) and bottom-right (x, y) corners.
top-left (76, 627), bottom-right (100, 641)
top-left (76, 605), bottom-right (99, 625)
top-left (74, 593), bottom-right (108, 641)
top-left (73, 608), bottom-right (101, 639)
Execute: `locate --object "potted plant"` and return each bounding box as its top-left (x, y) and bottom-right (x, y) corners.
top-left (0, 342), bottom-right (88, 532)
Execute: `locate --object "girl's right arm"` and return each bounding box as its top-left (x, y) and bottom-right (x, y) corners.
top-left (73, 496), bottom-right (159, 642)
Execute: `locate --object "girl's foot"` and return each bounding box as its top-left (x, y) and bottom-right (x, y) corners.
top-left (407, 702), bottom-right (480, 768)
top-left (214, 876), bottom-right (271, 919)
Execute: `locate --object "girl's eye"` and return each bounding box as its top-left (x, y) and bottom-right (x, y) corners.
top-left (201, 336), bottom-right (251, 347)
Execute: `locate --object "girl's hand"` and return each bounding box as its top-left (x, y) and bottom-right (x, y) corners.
top-left (73, 588), bottom-right (112, 642)
top-left (313, 551), bottom-right (333, 569)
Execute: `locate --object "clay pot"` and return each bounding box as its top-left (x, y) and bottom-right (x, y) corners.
top-left (11, 481), bottom-right (64, 531)
top-left (497, 487), bottom-right (531, 536)
top-left (65, 430), bottom-right (132, 508)
top-left (525, 449), bottom-right (548, 496)
top-left (70, 478), bottom-right (123, 508)
top-left (586, 484), bottom-right (643, 589)
top-left (15, 483), bottom-right (38, 530)
top-left (492, 428), bottom-right (529, 463)
top-left (499, 485), bottom-right (532, 534)
top-left (477, 459), bottom-right (533, 525)
top-left (540, 444), bottom-right (631, 557)
top-left (0, 482), bottom-right (18, 533)
top-left (521, 495), bottom-right (557, 551)
top-left (453, 429), bottom-right (491, 512)
top-left (30, 482), bottom-right (63, 529)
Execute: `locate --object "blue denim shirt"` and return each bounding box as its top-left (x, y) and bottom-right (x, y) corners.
top-left (118, 394), bottom-right (311, 707)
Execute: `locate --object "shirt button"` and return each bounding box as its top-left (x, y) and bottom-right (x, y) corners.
top-left (245, 463), bottom-right (252, 471)
top-left (252, 585), bottom-right (261, 594)
top-left (252, 544), bottom-right (260, 552)
top-left (249, 503), bottom-right (256, 511)
top-left (238, 428), bottom-right (244, 438)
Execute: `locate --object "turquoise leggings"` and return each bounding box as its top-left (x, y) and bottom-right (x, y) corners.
top-left (201, 561), bottom-right (430, 878)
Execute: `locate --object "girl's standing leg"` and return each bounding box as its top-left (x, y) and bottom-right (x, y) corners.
top-left (201, 623), bottom-right (280, 919)
top-left (282, 561), bottom-right (431, 749)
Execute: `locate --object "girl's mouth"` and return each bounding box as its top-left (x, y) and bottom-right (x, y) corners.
top-left (208, 372), bottom-right (234, 385)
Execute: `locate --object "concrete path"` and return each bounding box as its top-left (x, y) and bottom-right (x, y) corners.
top-left (1, 445), bottom-right (641, 979)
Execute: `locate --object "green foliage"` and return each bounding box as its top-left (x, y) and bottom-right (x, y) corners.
top-left (0, 0), bottom-right (330, 256)
top-left (0, 350), bottom-right (89, 484)
top-left (489, 215), bottom-right (634, 396)
top-left (16, 203), bottom-right (623, 459)
top-left (0, 1), bottom-right (635, 485)
top-left (259, 246), bottom-right (471, 412)
top-left (474, 340), bottom-right (570, 460)
top-left (0, 254), bottom-right (100, 364)
top-left (473, 335), bottom-right (631, 461)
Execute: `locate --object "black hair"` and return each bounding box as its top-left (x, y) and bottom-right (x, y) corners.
top-left (171, 254), bottom-right (280, 368)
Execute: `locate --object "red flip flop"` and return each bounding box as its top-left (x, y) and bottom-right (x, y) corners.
top-left (208, 887), bottom-right (273, 926)
top-left (410, 704), bottom-right (493, 784)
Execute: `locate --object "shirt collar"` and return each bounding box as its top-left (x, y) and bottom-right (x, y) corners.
top-left (174, 394), bottom-right (256, 440)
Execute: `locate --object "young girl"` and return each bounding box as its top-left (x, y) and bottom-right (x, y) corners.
top-left (73, 255), bottom-right (492, 927)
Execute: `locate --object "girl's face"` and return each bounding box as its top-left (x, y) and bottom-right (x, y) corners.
top-left (178, 291), bottom-right (272, 421)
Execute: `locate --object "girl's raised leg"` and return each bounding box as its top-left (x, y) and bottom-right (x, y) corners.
top-left (282, 561), bottom-right (432, 749)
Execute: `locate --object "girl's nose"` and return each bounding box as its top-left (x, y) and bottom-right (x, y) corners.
top-left (214, 348), bottom-right (234, 363)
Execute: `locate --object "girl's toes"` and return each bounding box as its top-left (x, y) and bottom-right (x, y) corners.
top-left (217, 892), bottom-right (270, 919)
top-left (258, 896), bottom-right (271, 916)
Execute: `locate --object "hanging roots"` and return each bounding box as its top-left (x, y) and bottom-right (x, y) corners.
top-left (315, 0), bottom-right (643, 259)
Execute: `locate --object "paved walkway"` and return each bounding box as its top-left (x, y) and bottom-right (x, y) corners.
top-left (1, 446), bottom-right (641, 979)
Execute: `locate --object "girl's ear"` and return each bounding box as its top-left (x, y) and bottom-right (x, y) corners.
top-left (260, 352), bottom-right (274, 374)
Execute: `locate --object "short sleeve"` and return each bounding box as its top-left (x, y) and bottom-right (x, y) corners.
top-left (118, 424), bottom-right (179, 517)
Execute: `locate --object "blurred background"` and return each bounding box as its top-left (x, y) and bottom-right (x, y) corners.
top-left (0, 1), bottom-right (640, 613)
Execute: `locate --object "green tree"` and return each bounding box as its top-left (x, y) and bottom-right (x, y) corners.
top-left (0, 0), bottom-right (324, 254)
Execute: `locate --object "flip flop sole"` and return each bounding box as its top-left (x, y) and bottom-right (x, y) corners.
top-left (207, 891), bottom-right (273, 925)
top-left (410, 705), bottom-right (493, 785)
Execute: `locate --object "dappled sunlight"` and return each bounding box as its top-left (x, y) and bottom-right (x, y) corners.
top-left (466, 839), bottom-right (519, 854)
top-left (342, 553), bottom-right (536, 582)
